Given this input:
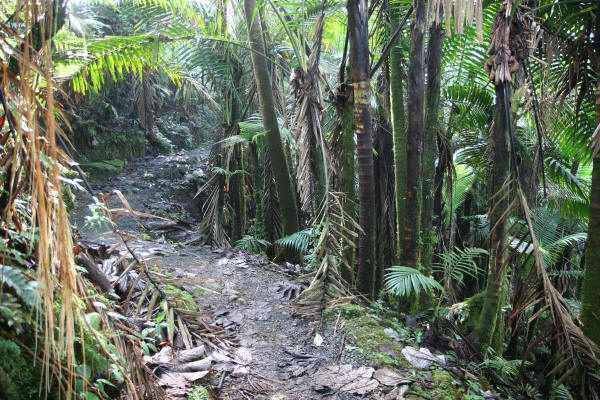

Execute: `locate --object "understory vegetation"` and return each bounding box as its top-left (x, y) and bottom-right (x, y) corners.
top-left (0, 0), bottom-right (599, 399)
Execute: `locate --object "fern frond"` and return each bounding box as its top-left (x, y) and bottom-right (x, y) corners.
top-left (275, 228), bottom-right (313, 254)
top-left (385, 266), bottom-right (444, 298)
top-left (433, 247), bottom-right (488, 287)
top-left (234, 235), bottom-right (272, 254)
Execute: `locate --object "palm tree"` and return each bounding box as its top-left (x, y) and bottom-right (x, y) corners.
top-left (243, 0), bottom-right (300, 237)
top-left (348, 0), bottom-right (376, 297)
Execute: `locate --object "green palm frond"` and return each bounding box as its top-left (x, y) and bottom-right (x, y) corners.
top-left (275, 228), bottom-right (313, 254)
top-left (0, 265), bottom-right (37, 308)
top-left (385, 266), bottom-right (444, 297)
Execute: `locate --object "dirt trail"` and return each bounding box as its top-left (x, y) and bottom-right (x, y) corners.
top-left (71, 150), bottom-right (386, 400)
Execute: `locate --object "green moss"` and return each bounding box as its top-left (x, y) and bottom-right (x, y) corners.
top-left (324, 304), bottom-right (364, 320)
top-left (409, 370), bottom-right (466, 400)
top-left (81, 159), bottom-right (124, 179)
top-left (341, 315), bottom-right (409, 368)
top-left (188, 385), bottom-right (212, 400)
top-left (162, 284), bottom-right (197, 311)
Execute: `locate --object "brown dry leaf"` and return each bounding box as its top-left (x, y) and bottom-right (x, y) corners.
top-left (373, 368), bottom-right (412, 387)
top-left (313, 364), bottom-right (379, 395)
top-left (157, 370), bottom-right (209, 388)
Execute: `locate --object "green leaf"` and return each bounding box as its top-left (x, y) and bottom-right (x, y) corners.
top-left (384, 266), bottom-right (444, 297)
top-left (0, 265), bottom-right (37, 307)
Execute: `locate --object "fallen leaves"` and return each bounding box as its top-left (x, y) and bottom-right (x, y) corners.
top-left (145, 345), bottom-right (212, 398)
top-left (313, 364), bottom-right (379, 395)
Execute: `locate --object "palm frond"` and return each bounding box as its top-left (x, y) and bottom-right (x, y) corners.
top-left (385, 266), bottom-right (444, 298)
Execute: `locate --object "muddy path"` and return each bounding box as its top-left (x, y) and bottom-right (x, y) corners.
top-left (70, 149), bottom-right (400, 400)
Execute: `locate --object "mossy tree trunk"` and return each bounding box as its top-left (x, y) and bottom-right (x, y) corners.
top-left (243, 0), bottom-right (299, 237)
top-left (402, 0), bottom-right (425, 271)
top-left (348, 0), bottom-right (376, 298)
top-left (581, 18), bottom-right (600, 348)
top-left (336, 71), bottom-right (357, 283)
top-left (475, 82), bottom-right (511, 353)
top-left (419, 7), bottom-right (443, 309)
top-left (389, 0), bottom-right (407, 263)
top-left (228, 61), bottom-right (246, 242)
top-left (374, 73), bottom-right (396, 296)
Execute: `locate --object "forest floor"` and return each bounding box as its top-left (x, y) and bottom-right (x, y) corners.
top-left (71, 148), bottom-right (493, 400)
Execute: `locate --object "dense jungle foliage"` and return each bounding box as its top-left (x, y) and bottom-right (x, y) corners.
top-left (0, 0), bottom-right (599, 398)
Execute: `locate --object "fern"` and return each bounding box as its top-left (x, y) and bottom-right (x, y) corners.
top-left (433, 247), bottom-right (488, 288)
top-left (385, 266), bottom-right (444, 297)
top-left (0, 265), bottom-right (37, 307)
top-left (275, 228), bottom-right (313, 254)
top-left (234, 235), bottom-right (272, 254)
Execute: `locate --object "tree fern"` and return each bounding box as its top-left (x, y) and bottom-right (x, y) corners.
top-left (384, 266), bottom-right (444, 298)
top-left (0, 265), bottom-right (37, 308)
top-left (275, 228), bottom-right (313, 254)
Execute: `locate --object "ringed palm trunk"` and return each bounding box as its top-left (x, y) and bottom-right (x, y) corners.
top-left (403, 0), bottom-right (425, 270)
top-left (348, 0), bottom-right (376, 298)
top-left (336, 71), bottom-right (357, 282)
top-left (389, 0), bottom-right (407, 263)
top-left (419, 8), bottom-right (443, 309)
top-left (581, 19), bottom-right (600, 347)
top-left (475, 83), bottom-right (511, 353)
top-left (243, 0), bottom-right (299, 237)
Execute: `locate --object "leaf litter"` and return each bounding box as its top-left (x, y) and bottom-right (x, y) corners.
top-left (73, 149), bottom-right (501, 399)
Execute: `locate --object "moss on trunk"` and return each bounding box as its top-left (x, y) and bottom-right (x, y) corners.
top-left (402, 0), bottom-right (425, 272)
top-left (389, 0), bottom-right (407, 264)
top-left (243, 0), bottom-right (299, 237)
top-left (581, 49), bottom-right (600, 347)
top-left (348, 0), bottom-right (376, 298)
top-left (419, 9), bottom-right (443, 310)
top-left (475, 83), bottom-right (511, 354)
top-left (337, 76), bottom-right (357, 283)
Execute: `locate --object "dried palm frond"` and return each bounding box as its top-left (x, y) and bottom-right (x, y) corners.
top-left (293, 191), bottom-right (363, 316)
top-left (195, 174), bottom-right (231, 247)
top-left (133, 66), bottom-right (155, 131)
top-left (0, 1), bottom-right (79, 397)
top-left (290, 2), bottom-right (328, 219)
top-left (501, 181), bottom-right (600, 390)
top-left (263, 152), bottom-right (283, 243)
top-left (430, 0), bottom-right (484, 40)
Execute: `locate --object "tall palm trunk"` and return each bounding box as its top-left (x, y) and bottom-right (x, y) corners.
top-left (336, 68), bottom-right (357, 282)
top-left (581, 17), bottom-right (600, 347)
top-left (419, 7), bottom-right (443, 308)
top-left (403, 0), bottom-right (425, 269)
top-left (389, 0), bottom-right (407, 263)
top-left (475, 83), bottom-right (511, 353)
top-left (348, 0), bottom-right (376, 298)
top-left (243, 0), bottom-right (299, 236)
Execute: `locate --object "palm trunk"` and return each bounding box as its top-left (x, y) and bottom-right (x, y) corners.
top-left (389, 0), bottom-right (407, 263)
top-left (336, 71), bottom-right (357, 282)
top-left (475, 83), bottom-right (511, 353)
top-left (581, 18), bottom-right (600, 346)
top-left (244, 0), bottom-right (299, 236)
top-left (403, 0), bottom-right (425, 270)
top-left (419, 8), bottom-right (443, 308)
top-left (348, 0), bottom-right (376, 298)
